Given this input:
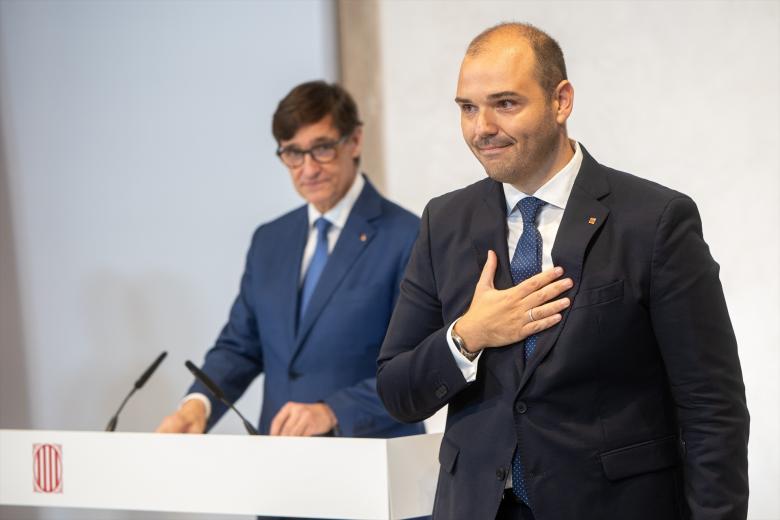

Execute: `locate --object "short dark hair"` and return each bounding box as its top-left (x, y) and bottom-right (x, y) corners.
top-left (467, 22), bottom-right (567, 96)
top-left (272, 81), bottom-right (362, 144)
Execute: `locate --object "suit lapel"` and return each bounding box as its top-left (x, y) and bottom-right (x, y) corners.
top-left (292, 178), bottom-right (381, 360)
top-left (470, 180), bottom-right (524, 388)
top-left (471, 179), bottom-right (513, 290)
top-left (281, 208), bottom-right (309, 352)
top-left (516, 147), bottom-right (611, 393)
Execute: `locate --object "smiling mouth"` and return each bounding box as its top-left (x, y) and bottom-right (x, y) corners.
top-left (301, 178), bottom-right (329, 188)
top-left (476, 144), bottom-right (512, 155)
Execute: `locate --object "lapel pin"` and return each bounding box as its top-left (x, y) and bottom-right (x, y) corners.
top-left (588, 217), bottom-right (597, 225)
top-left (359, 233), bottom-right (368, 242)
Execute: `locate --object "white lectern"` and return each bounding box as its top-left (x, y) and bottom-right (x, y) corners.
top-left (0, 430), bottom-right (442, 519)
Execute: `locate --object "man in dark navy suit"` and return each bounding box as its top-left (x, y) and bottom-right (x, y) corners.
top-left (377, 23), bottom-right (749, 520)
top-left (157, 81), bottom-right (423, 440)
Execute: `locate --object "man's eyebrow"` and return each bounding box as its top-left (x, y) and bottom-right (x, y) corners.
top-left (486, 91), bottom-right (523, 100)
top-left (284, 136), bottom-right (336, 149)
top-left (310, 136), bottom-right (337, 144)
top-left (454, 92), bottom-right (524, 104)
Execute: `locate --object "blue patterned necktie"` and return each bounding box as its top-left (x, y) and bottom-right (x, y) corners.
top-left (510, 196), bottom-right (546, 358)
top-left (299, 217), bottom-right (331, 322)
top-left (509, 196), bottom-right (545, 504)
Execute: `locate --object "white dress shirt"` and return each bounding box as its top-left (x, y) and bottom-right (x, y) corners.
top-left (447, 141), bottom-right (584, 382)
top-left (300, 173), bottom-right (365, 280)
top-left (183, 173), bottom-right (366, 420)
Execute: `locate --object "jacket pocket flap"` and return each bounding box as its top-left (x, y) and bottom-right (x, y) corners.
top-left (438, 435), bottom-right (459, 474)
top-left (600, 435), bottom-right (680, 481)
top-left (573, 280), bottom-right (624, 309)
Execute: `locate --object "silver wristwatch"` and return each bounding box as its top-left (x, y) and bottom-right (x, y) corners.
top-left (451, 328), bottom-right (480, 361)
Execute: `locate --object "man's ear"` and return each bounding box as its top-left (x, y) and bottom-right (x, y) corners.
top-left (554, 80), bottom-right (574, 125)
top-left (349, 126), bottom-right (364, 159)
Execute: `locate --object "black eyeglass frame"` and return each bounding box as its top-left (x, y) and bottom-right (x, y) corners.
top-left (275, 134), bottom-right (351, 167)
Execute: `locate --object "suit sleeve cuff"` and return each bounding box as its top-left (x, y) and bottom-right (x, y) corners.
top-left (181, 393), bottom-right (212, 420)
top-left (323, 394), bottom-right (350, 437)
top-left (446, 319), bottom-right (482, 383)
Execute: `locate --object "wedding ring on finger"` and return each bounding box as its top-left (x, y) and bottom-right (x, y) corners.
top-left (528, 308), bottom-right (536, 322)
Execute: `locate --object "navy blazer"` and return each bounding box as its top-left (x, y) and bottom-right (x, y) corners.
top-left (191, 176), bottom-right (424, 438)
top-left (378, 148), bottom-right (749, 519)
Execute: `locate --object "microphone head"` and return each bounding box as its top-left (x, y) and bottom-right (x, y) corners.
top-left (134, 351), bottom-right (168, 389)
top-left (185, 360), bottom-right (225, 400)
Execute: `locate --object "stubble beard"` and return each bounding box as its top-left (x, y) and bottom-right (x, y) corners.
top-left (476, 117), bottom-right (560, 188)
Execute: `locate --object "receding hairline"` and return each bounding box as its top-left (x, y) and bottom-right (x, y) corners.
top-left (464, 22), bottom-right (568, 96)
top-left (467, 22), bottom-right (546, 56)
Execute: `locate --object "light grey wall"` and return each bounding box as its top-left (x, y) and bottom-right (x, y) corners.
top-left (2, 0), bottom-right (778, 519)
top-left (0, 1), bottom-right (337, 518)
top-left (374, 1), bottom-right (779, 519)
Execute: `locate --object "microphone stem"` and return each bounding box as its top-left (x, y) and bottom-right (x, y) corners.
top-left (105, 387), bottom-right (136, 432)
top-left (220, 398), bottom-right (258, 435)
top-left (115, 387), bottom-right (136, 418)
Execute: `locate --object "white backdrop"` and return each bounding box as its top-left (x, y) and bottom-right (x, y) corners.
top-left (375, 2), bottom-right (779, 519)
top-left (1, 0), bottom-right (778, 519)
top-left (0, 1), bottom-right (337, 519)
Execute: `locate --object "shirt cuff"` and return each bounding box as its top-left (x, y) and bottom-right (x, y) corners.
top-left (181, 393), bottom-right (212, 420)
top-left (446, 319), bottom-right (482, 383)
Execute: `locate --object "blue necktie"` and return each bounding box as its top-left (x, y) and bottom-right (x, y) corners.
top-left (299, 217), bottom-right (331, 322)
top-left (509, 196), bottom-right (545, 504)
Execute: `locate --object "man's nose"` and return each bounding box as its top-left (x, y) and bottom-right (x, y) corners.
top-left (475, 109), bottom-right (498, 136)
top-left (299, 153), bottom-right (321, 176)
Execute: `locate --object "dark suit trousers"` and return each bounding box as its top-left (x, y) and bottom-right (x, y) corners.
top-left (497, 493), bottom-right (536, 520)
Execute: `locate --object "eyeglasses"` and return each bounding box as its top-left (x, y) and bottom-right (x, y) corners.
top-left (276, 135), bottom-right (349, 168)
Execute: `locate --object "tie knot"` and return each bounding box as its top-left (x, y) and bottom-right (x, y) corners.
top-left (314, 217), bottom-right (331, 236)
top-left (517, 197), bottom-right (545, 224)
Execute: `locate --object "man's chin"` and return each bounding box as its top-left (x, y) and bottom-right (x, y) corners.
top-left (482, 165), bottom-right (516, 184)
top-left (303, 192), bottom-right (338, 212)
top-left (300, 185), bottom-right (330, 200)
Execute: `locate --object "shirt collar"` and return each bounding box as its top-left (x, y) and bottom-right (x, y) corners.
top-left (307, 173), bottom-right (365, 230)
top-left (503, 140), bottom-right (583, 214)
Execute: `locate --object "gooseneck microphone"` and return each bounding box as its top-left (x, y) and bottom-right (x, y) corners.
top-left (105, 351), bottom-right (168, 432)
top-left (184, 360), bottom-right (259, 435)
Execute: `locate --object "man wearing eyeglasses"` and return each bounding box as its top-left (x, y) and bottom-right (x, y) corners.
top-left (156, 81), bottom-right (424, 441)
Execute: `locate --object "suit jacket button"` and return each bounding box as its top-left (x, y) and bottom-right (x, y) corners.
top-left (289, 371), bottom-right (301, 380)
top-left (496, 467), bottom-right (507, 480)
top-left (515, 401), bottom-right (528, 414)
top-left (435, 384), bottom-right (448, 399)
